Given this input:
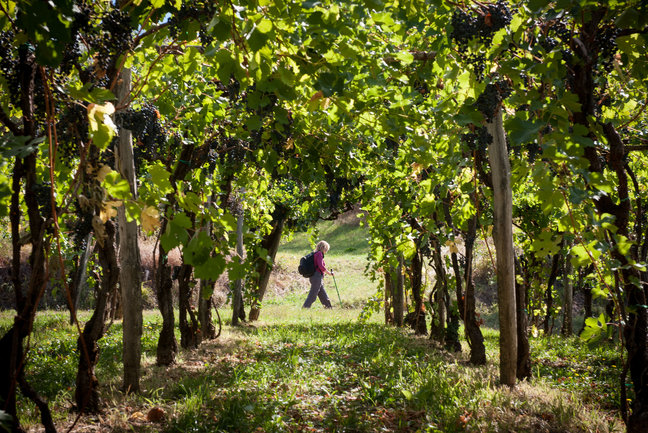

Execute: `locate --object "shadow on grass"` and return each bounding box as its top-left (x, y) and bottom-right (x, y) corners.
top-left (159, 322), bottom-right (472, 433)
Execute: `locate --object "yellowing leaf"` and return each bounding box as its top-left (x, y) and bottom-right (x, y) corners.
top-left (100, 201), bottom-right (120, 222)
top-left (87, 102), bottom-right (117, 150)
top-left (445, 239), bottom-right (459, 254)
top-left (96, 165), bottom-right (113, 182)
top-left (87, 101), bottom-right (115, 118)
top-left (142, 206), bottom-right (161, 233)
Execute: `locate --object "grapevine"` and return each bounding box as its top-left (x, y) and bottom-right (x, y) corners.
top-left (461, 126), bottom-right (493, 152)
top-left (450, 1), bottom-right (514, 49)
top-left (474, 80), bottom-right (511, 122)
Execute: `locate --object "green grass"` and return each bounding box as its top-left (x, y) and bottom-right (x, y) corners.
top-left (0, 306), bottom-right (625, 433)
top-left (0, 220), bottom-right (626, 432)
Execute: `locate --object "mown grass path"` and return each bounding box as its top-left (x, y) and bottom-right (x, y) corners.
top-left (2, 306), bottom-right (624, 433)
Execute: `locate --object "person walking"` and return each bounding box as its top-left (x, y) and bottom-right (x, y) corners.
top-left (302, 240), bottom-right (334, 309)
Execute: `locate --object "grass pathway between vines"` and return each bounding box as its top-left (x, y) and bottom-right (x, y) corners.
top-left (7, 306), bottom-right (624, 433)
top-left (4, 220), bottom-right (626, 432)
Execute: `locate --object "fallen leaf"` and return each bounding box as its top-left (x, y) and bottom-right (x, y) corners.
top-left (147, 407), bottom-right (165, 423)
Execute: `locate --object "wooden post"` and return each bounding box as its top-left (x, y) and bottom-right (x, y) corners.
top-left (486, 110), bottom-right (517, 387)
top-left (232, 193), bottom-right (245, 326)
top-left (114, 68), bottom-right (143, 393)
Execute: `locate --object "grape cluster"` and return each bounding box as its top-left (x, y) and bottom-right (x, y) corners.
top-left (116, 104), bottom-right (166, 163)
top-left (466, 53), bottom-right (486, 81)
top-left (450, 1), bottom-right (514, 49)
top-left (486, 1), bottom-right (513, 31)
top-left (539, 35), bottom-right (559, 52)
top-left (543, 21), bottom-right (574, 66)
top-left (0, 31), bottom-right (16, 78)
top-left (525, 142), bottom-right (541, 163)
top-left (199, 27), bottom-right (214, 47)
top-left (461, 126), bottom-right (492, 152)
top-left (221, 137), bottom-right (248, 168)
top-left (595, 26), bottom-right (619, 72)
top-left (72, 211), bottom-right (94, 250)
top-left (450, 9), bottom-right (478, 48)
top-left (0, 32), bottom-right (19, 106)
top-left (57, 104), bottom-right (89, 163)
top-left (96, 8), bottom-right (133, 72)
top-left (552, 21), bottom-right (572, 43)
top-left (61, 2), bottom-right (94, 74)
top-left (474, 80), bottom-right (512, 121)
top-left (33, 182), bottom-right (53, 219)
top-left (167, 2), bottom-right (216, 47)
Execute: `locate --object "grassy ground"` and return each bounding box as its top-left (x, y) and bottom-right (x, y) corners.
top-left (0, 218), bottom-right (626, 432)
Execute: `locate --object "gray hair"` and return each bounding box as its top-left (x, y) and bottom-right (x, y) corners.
top-left (315, 240), bottom-right (330, 253)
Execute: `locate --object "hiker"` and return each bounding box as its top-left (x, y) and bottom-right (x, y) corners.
top-left (302, 240), bottom-right (334, 309)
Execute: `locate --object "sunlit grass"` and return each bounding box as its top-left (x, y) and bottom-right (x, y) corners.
top-left (0, 220), bottom-right (625, 432)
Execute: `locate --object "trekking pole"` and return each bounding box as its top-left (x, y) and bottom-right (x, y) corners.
top-left (330, 269), bottom-right (343, 307)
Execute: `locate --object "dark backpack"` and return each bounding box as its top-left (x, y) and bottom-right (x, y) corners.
top-left (298, 252), bottom-right (316, 277)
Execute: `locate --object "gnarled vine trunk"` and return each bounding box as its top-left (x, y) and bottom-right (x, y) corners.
top-left (232, 202), bottom-right (245, 326)
top-left (384, 267), bottom-right (394, 325)
top-left (544, 243), bottom-right (563, 335)
top-left (409, 247), bottom-right (427, 335)
top-left (0, 50), bottom-right (56, 433)
top-left (464, 211), bottom-right (486, 365)
top-left (75, 221), bottom-right (119, 413)
top-left (429, 241), bottom-right (447, 344)
top-left (568, 11), bottom-right (648, 428)
top-left (515, 256), bottom-right (531, 380)
top-left (178, 263), bottom-right (200, 349)
top-left (393, 256), bottom-right (405, 327)
top-left (199, 279), bottom-right (216, 339)
top-left (561, 246), bottom-right (574, 337)
top-left (249, 205), bottom-right (287, 321)
top-left (155, 229), bottom-right (178, 365)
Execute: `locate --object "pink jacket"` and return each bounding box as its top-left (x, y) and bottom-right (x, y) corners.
top-left (314, 250), bottom-right (327, 274)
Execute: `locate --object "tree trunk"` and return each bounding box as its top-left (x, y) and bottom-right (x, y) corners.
top-left (178, 264), bottom-right (200, 349)
top-left (579, 266), bottom-right (593, 335)
top-left (198, 279), bottom-right (216, 339)
top-left (197, 193), bottom-right (216, 338)
top-left (430, 241), bottom-right (447, 343)
top-left (153, 141), bottom-right (206, 365)
top-left (544, 245), bottom-right (562, 335)
top-left (70, 233), bottom-right (93, 324)
top-left (248, 206), bottom-right (286, 321)
top-left (442, 195), bottom-right (464, 321)
top-left (393, 256), bottom-right (405, 327)
top-left (486, 110), bottom-right (517, 387)
top-left (384, 268), bottom-right (394, 325)
top-left (409, 248), bottom-right (427, 335)
top-left (75, 221), bottom-right (118, 413)
top-left (464, 211), bottom-right (486, 365)
top-left (114, 68), bottom-right (143, 392)
top-left (561, 247), bottom-right (574, 336)
top-left (155, 222), bottom-right (177, 365)
top-left (232, 203), bottom-right (245, 326)
top-left (515, 256), bottom-right (531, 379)
top-left (1, 49), bottom-right (55, 433)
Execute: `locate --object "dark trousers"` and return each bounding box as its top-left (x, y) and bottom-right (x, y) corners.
top-left (302, 271), bottom-right (332, 308)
